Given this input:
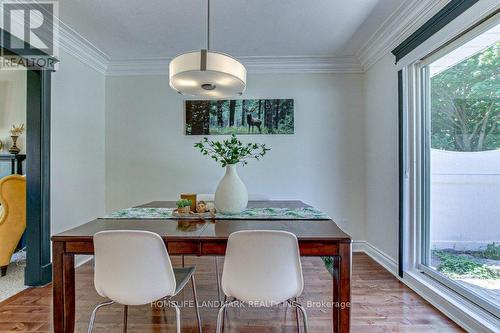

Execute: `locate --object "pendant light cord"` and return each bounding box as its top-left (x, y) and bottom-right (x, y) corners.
top-left (207, 0), bottom-right (210, 50)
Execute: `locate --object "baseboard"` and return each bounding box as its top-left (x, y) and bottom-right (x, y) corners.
top-left (351, 240), bottom-right (366, 253)
top-left (354, 240), bottom-right (398, 274)
top-left (355, 240), bottom-right (499, 333)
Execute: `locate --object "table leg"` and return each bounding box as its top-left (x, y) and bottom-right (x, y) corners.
top-left (52, 241), bottom-right (76, 333)
top-left (331, 255), bottom-right (340, 332)
top-left (338, 243), bottom-right (351, 333)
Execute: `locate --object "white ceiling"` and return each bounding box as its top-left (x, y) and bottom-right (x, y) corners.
top-left (58, 0), bottom-right (394, 60)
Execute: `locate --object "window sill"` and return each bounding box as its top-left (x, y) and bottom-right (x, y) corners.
top-left (403, 269), bottom-right (500, 332)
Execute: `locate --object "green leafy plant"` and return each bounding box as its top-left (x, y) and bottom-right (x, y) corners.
top-left (320, 256), bottom-right (336, 277)
top-left (434, 250), bottom-right (498, 279)
top-left (194, 134), bottom-right (270, 167)
top-left (477, 242), bottom-right (500, 260)
top-left (176, 199), bottom-right (192, 208)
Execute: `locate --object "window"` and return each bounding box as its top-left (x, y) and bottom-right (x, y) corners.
top-left (416, 21), bottom-right (499, 316)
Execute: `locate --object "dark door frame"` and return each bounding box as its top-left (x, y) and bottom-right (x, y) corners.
top-left (1, 28), bottom-right (54, 286)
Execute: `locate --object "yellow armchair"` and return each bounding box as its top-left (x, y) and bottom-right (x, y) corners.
top-left (0, 175), bottom-right (26, 277)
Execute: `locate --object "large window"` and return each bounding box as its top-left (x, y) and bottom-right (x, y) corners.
top-left (416, 22), bottom-right (499, 316)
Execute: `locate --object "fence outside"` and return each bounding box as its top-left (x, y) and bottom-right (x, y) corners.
top-left (430, 149), bottom-right (500, 251)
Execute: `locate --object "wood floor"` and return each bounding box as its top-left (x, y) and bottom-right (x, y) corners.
top-left (0, 253), bottom-right (463, 332)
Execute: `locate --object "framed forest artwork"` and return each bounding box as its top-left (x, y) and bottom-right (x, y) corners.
top-left (185, 99), bottom-right (294, 135)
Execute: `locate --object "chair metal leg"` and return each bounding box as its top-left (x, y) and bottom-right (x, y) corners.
top-left (215, 256), bottom-right (221, 302)
top-left (123, 305), bottom-right (128, 333)
top-left (290, 300), bottom-right (309, 333)
top-left (190, 275), bottom-right (202, 333)
top-left (221, 295), bottom-right (228, 332)
top-left (294, 297), bottom-right (300, 333)
top-left (216, 300), bottom-right (238, 333)
top-left (87, 300), bottom-right (115, 333)
top-left (172, 302), bottom-right (181, 333)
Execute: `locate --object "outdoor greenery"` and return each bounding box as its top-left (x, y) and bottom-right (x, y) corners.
top-left (186, 99), bottom-right (294, 135)
top-left (431, 42), bottom-right (499, 151)
top-left (194, 134), bottom-right (270, 167)
top-left (474, 242), bottom-right (500, 260)
top-left (433, 250), bottom-right (499, 280)
top-left (321, 257), bottom-right (335, 277)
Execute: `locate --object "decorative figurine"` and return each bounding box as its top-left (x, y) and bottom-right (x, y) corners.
top-left (9, 124), bottom-right (25, 155)
top-left (206, 202), bottom-right (216, 216)
top-left (196, 200), bottom-right (207, 213)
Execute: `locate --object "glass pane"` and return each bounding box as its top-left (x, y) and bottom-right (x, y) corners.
top-left (427, 24), bottom-right (500, 309)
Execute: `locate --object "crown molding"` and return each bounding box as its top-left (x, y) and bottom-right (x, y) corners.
top-left (3, 0), bottom-right (475, 76)
top-left (57, 21), bottom-right (109, 75)
top-left (356, 0), bottom-right (450, 71)
top-left (241, 56), bottom-right (363, 74)
top-left (106, 58), bottom-right (168, 76)
top-left (2, 0), bottom-right (110, 74)
top-left (106, 55), bottom-right (363, 76)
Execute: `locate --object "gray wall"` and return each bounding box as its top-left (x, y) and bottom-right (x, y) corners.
top-left (105, 73), bottom-right (367, 240)
top-left (51, 49), bottom-right (106, 239)
top-left (363, 53), bottom-right (399, 260)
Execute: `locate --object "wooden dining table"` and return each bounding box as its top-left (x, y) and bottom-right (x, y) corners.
top-left (51, 200), bottom-right (352, 332)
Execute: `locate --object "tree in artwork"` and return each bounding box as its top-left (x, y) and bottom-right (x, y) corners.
top-left (185, 99), bottom-right (294, 135)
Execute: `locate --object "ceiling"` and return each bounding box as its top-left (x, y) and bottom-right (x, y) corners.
top-left (57, 0), bottom-right (399, 60)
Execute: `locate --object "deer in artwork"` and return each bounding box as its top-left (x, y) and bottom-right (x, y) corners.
top-left (246, 109), bottom-right (262, 133)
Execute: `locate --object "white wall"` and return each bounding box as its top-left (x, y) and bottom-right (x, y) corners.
top-left (51, 50), bottom-right (106, 236)
top-left (0, 68), bottom-right (26, 153)
top-left (363, 53), bottom-right (399, 260)
top-left (105, 73), bottom-right (366, 240)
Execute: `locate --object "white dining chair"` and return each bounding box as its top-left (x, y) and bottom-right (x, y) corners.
top-left (216, 230), bottom-right (308, 333)
top-left (88, 230), bottom-right (202, 333)
top-left (191, 193), bottom-right (222, 302)
top-left (195, 193), bottom-right (269, 303)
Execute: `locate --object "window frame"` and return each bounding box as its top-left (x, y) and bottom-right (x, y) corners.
top-left (407, 14), bottom-right (500, 319)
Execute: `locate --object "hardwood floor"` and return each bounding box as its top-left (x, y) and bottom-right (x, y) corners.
top-left (0, 253), bottom-right (463, 332)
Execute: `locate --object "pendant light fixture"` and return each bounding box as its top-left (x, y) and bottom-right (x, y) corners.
top-left (169, 0), bottom-right (247, 98)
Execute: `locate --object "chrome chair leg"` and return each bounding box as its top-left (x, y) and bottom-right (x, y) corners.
top-left (87, 300), bottom-right (114, 333)
top-left (191, 275), bottom-right (202, 333)
top-left (290, 300), bottom-right (309, 333)
top-left (221, 295), bottom-right (228, 332)
top-left (171, 302), bottom-right (181, 333)
top-left (294, 297), bottom-right (300, 333)
top-left (216, 299), bottom-right (238, 333)
top-left (123, 305), bottom-right (128, 333)
top-left (215, 256), bottom-right (221, 302)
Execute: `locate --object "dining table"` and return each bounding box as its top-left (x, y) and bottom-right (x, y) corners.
top-left (51, 200), bottom-right (352, 332)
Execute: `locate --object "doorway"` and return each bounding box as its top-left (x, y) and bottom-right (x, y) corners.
top-left (0, 28), bottom-right (53, 290)
top-left (0, 57), bottom-right (27, 300)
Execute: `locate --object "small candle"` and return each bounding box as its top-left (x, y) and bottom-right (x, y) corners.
top-left (180, 193), bottom-right (197, 211)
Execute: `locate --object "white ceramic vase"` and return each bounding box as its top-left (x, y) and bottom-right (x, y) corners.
top-left (215, 164), bottom-right (248, 214)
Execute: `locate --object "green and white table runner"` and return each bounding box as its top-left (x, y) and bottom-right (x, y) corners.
top-left (102, 207), bottom-right (330, 220)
